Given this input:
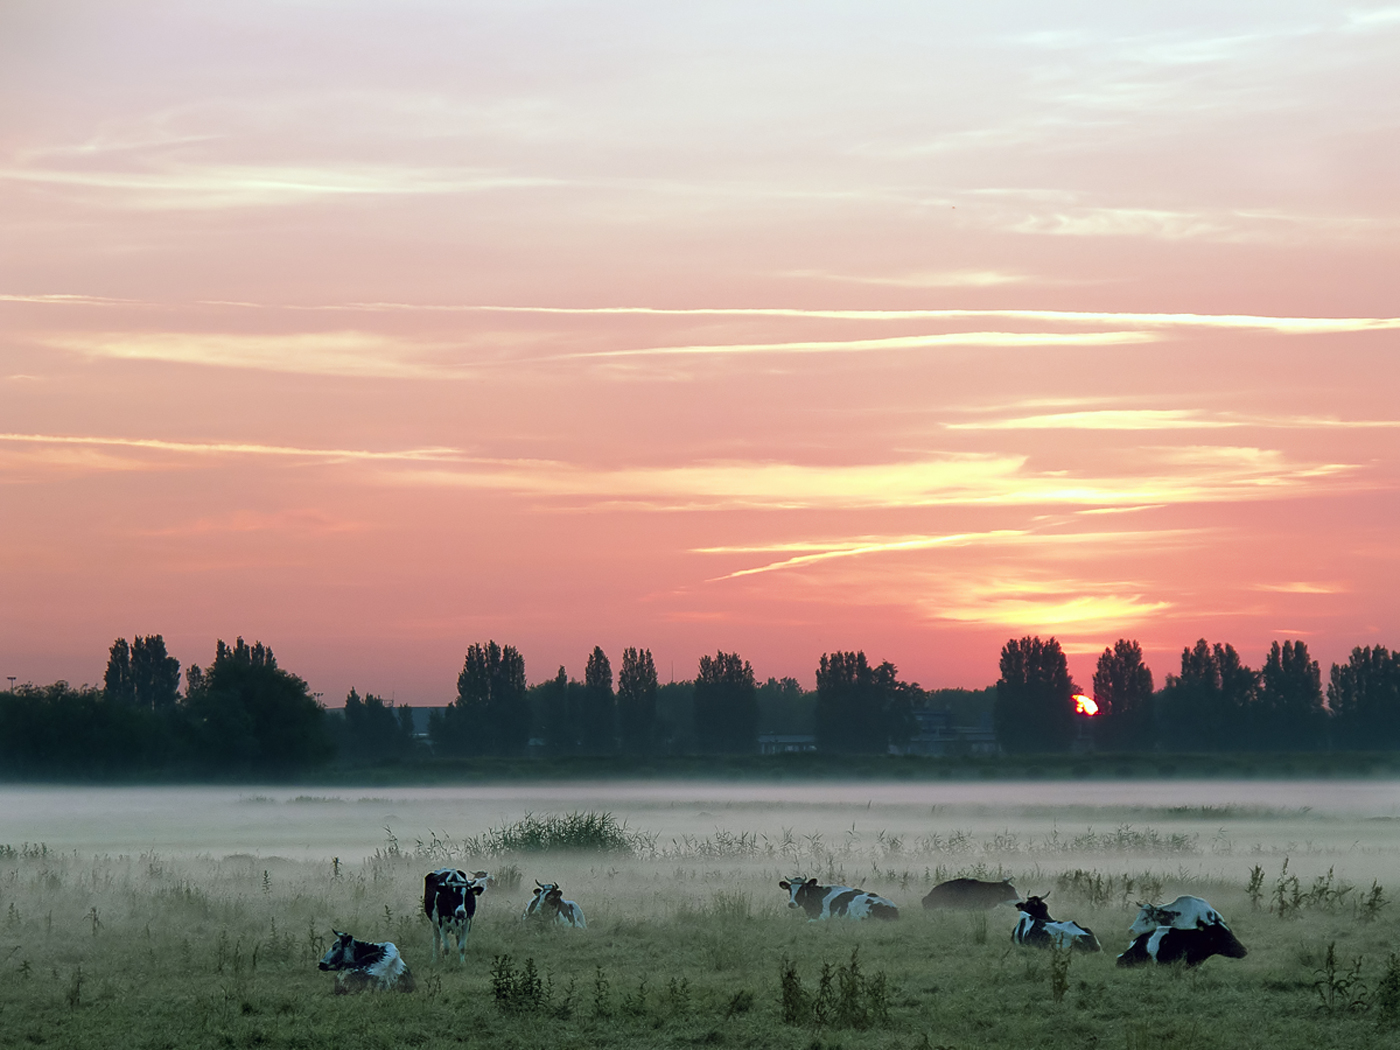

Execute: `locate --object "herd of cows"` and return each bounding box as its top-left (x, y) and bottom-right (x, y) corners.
top-left (317, 870), bottom-right (1247, 994)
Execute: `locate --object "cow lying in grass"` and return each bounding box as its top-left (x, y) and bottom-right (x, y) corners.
top-left (318, 931), bottom-right (415, 993)
top-left (424, 868), bottom-right (486, 963)
top-left (922, 878), bottom-right (1019, 910)
top-left (522, 881), bottom-right (587, 927)
top-left (1011, 896), bottom-right (1101, 952)
top-left (1117, 895), bottom-right (1247, 967)
top-left (779, 876), bottom-right (899, 921)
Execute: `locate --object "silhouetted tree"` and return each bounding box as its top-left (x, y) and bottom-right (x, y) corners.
top-left (1157, 639), bottom-right (1257, 751)
top-left (757, 676), bottom-right (813, 735)
top-left (616, 647), bottom-right (658, 756)
top-left (340, 688), bottom-right (415, 763)
top-left (579, 646), bottom-right (616, 754)
top-left (1093, 639), bottom-right (1154, 751)
top-left (1328, 645), bottom-right (1400, 750)
top-left (104, 638), bottom-right (134, 706)
top-left (432, 641), bottom-right (529, 756)
top-left (994, 636), bottom-right (1076, 753)
top-left (694, 651), bottom-right (758, 753)
top-left (132, 635), bottom-right (181, 711)
top-left (815, 652), bottom-right (917, 753)
top-left (1257, 640), bottom-right (1325, 750)
top-left (533, 665), bottom-right (576, 756)
top-left (183, 638), bottom-right (332, 771)
top-left (0, 681), bottom-right (175, 776)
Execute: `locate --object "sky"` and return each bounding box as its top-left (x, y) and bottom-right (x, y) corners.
top-left (2, 1), bottom-right (1398, 705)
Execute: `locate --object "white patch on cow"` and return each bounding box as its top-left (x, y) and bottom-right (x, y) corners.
top-left (1129, 895), bottom-right (1227, 938)
top-left (1145, 926), bottom-right (1172, 961)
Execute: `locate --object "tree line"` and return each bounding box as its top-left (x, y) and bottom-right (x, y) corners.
top-left (994, 636), bottom-right (1400, 753)
top-left (3, 631), bottom-right (1400, 776)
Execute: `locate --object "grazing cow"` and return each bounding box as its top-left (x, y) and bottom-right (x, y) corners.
top-left (922, 878), bottom-right (1019, 911)
top-left (778, 876), bottom-right (899, 921)
top-left (522, 881), bottom-right (586, 927)
top-left (1011, 896), bottom-right (1101, 952)
top-left (424, 868), bottom-right (485, 962)
top-left (1117, 896), bottom-right (1247, 967)
top-left (318, 930), bottom-right (415, 993)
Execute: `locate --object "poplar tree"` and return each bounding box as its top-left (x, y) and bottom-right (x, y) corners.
top-left (616, 647), bottom-right (658, 756)
top-left (993, 636), bottom-right (1076, 753)
top-left (693, 651), bottom-right (758, 753)
top-left (1092, 639), bottom-right (1154, 751)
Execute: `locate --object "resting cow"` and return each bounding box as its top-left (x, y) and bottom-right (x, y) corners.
top-left (779, 876), bottom-right (899, 921)
top-left (1011, 895), bottom-right (1101, 952)
top-left (424, 868), bottom-right (485, 962)
top-left (318, 930), bottom-right (415, 993)
top-left (922, 878), bottom-right (1019, 910)
top-left (523, 881), bottom-right (587, 927)
top-left (1117, 895), bottom-right (1247, 967)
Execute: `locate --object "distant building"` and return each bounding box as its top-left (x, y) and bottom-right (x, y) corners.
top-left (758, 733), bottom-right (817, 755)
top-left (894, 708), bottom-right (999, 756)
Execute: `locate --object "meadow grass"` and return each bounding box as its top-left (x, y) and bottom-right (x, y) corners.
top-left (2, 821), bottom-right (1398, 1049)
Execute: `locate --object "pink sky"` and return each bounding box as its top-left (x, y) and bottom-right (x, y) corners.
top-left (3, 2), bottom-right (1399, 704)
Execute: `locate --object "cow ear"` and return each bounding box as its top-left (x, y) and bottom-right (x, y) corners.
top-left (806, 878), bottom-right (818, 886)
top-left (778, 881), bottom-right (789, 890)
top-left (472, 885), bottom-right (484, 896)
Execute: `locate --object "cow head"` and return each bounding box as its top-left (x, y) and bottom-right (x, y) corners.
top-left (1015, 896), bottom-right (1052, 922)
top-left (319, 930), bottom-right (356, 971)
top-left (778, 876), bottom-right (819, 909)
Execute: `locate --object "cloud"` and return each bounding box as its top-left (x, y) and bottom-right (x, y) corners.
top-left (43, 331), bottom-right (462, 379)
top-left (1254, 582), bottom-right (1347, 594)
top-left (946, 409), bottom-right (1400, 431)
top-left (781, 269), bottom-right (1035, 289)
top-left (697, 530), bottom-right (1031, 579)
top-left (930, 592), bottom-right (1174, 629)
top-left (0, 162), bottom-right (565, 210)
top-left (0, 432), bottom-right (464, 465)
top-left (554, 330), bottom-right (1157, 360)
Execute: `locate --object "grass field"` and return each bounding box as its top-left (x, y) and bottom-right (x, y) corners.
top-left (3, 791), bottom-right (1400, 1049)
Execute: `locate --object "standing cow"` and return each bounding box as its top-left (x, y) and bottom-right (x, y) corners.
top-left (922, 878), bottom-right (1019, 910)
top-left (1011, 896), bottom-right (1101, 952)
top-left (523, 881), bottom-right (587, 927)
top-left (318, 930), bottom-right (416, 993)
top-left (424, 868), bottom-right (485, 962)
top-left (779, 876), bottom-right (899, 921)
top-left (1117, 895), bottom-right (1247, 967)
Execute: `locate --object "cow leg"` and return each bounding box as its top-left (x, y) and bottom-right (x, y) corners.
top-left (431, 921), bottom-right (443, 963)
top-left (457, 917), bottom-right (470, 963)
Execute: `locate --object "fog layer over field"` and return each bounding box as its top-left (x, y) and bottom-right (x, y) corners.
top-left (5, 779), bottom-right (1400, 879)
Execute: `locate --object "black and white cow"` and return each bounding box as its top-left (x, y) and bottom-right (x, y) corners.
top-left (318, 930), bottom-right (415, 993)
top-left (922, 878), bottom-right (1019, 911)
top-left (424, 868), bottom-right (485, 962)
top-left (522, 881), bottom-right (586, 927)
top-left (1011, 896), bottom-right (1101, 952)
top-left (779, 876), bottom-right (899, 921)
top-left (1116, 895), bottom-right (1247, 967)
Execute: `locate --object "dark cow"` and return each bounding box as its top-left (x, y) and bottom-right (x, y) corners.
top-left (318, 930), bottom-right (415, 993)
top-left (922, 878), bottom-right (1019, 911)
top-left (1011, 896), bottom-right (1101, 952)
top-left (522, 881), bottom-right (586, 927)
top-left (1117, 895), bottom-right (1247, 967)
top-left (779, 876), bottom-right (899, 921)
top-left (424, 868), bottom-right (485, 962)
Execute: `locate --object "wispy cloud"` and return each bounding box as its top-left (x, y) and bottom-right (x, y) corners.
top-left (18, 296), bottom-right (1400, 337)
top-left (555, 330), bottom-right (1156, 360)
top-left (43, 331), bottom-right (462, 379)
top-left (782, 268), bottom-right (1035, 289)
top-left (696, 530), bottom-right (1031, 579)
top-left (0, 432), bottom-right (464, 465)
top-left (0, 163), bottom-right (563, 210)
top-left (931, 591), bottom-right (1173, 629)
top-left (947, 409), bottom-right (1400, 431)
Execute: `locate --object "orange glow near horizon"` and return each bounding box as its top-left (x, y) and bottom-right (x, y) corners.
top-left (1073, 694), bottom-right (1101, 717)
top-left (2, 3), bottom-right (1399, 705)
